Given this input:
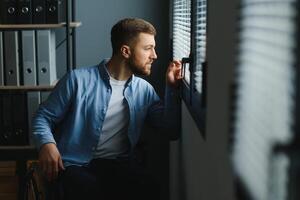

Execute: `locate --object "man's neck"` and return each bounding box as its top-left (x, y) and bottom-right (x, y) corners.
top-left (106, 56), bottom-right (132, 81)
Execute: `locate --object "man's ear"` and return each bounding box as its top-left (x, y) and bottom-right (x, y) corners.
top-left (121, 45), bottom-right (131, 59)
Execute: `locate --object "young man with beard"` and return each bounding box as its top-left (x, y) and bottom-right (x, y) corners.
top-left (32, 18), bottom-right (182, 200)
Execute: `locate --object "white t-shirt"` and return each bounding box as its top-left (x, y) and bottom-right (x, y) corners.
top-left (93, 76), bottom-right (130, 159)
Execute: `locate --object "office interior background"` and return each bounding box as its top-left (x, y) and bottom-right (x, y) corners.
top-left (1, 0), bottom-right (300, 200)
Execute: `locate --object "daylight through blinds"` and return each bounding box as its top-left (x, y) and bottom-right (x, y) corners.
top-left (173, 0), bottom-right (191, 83)
top-left (232, 0), bottom-right (297, 200)
top-left (194, 0), bottom-right (207, 93)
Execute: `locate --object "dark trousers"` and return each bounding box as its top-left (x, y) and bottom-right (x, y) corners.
top-left (60, 158), bottom-right (160, 200)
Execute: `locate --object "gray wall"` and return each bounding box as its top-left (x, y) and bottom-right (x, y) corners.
top-left (75, 0), bottom-right (170, 97)
top-left (56, 0), bottom-right (170, 97)
top-left (169, 0), bottom-right (238, 199)
top-left (57, 0), bottom-right (171, 199)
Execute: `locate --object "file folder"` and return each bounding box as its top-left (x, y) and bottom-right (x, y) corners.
top-left (1, 0), bottom-right (18, 24)
top-left (3, 31), bottom-right (20, 85)
top-left (0, 32), bottom-right (4, 85)
top-left (32, 0), bottom-right (46, 24)
top-left (17, 0), bottom-right (32, 24)
top-left (37, 30), bottom-right (57, 101)
top-left (46, 0), bottom-right (66, 24)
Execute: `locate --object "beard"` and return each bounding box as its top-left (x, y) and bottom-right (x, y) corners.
top-left (127, 57), bottom-right (151, 76)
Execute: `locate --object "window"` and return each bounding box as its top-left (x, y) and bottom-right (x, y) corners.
top-left (194, 0), bottom-right (207, 93)
top-left (172, 0), bottom-right (207, 135)
top-left (173, 0), bottom-right (191, 81)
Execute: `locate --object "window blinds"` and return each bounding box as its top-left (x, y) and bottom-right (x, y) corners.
top-left (194, 0), bottom-right (207, 93)
top-left (232, 0), bottom-right (297, 200)
top-left (173, 0), bottom-right (191, 83)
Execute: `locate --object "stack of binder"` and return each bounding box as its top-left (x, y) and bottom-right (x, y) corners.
top-left (0, 92), bottom-right (29, 145)
top-left (0, 29), bottom-right (57, 145)
top-left (0, 0), bottom-right (66, 24)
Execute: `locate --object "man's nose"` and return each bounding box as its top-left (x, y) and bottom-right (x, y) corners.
top-left (151, 49), bottom-right (158, 59)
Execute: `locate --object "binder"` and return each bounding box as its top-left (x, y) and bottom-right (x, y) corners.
top-left (37, 30), bottom-right (57, 101)
top-left (27, 91), bottom-right (40, 144)
top-left (21, 30), bottom-right (40, 144)
top-left (0, 93), bottom-right (3, 144)
top-left (17, 0), bottom-right (32, 24)
top-left (3, 31), bottom-right (20, 85)
top-left (22, 31), bottom-right (36, 86)
top-left (0, 93), bottom-right (13, 145)
top-left (12, 92), bottom-right (28, 145)
top-left (0, 32), bottom-right (4, 85)
top-left (0, 92), bottom-right (28, 145)
top-left (0, 0), bottom-right (18, 24)
top-left (46, 0), bottom-right (66, 24)
top-left (32, 0), bottom-right (46, 24)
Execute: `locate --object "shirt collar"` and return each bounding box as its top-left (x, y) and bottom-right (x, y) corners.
top-left (98, 59), bottom-right (135, 87)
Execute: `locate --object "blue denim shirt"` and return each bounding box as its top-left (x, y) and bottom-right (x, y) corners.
top-left (32, 59), bottom-right (180, 167)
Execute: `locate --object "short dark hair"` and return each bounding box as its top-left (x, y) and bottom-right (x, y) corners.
top-left (111, 18), bottom-right (156, 55)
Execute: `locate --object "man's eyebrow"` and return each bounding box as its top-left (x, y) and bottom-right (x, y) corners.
top-left (145, 44), bottom-right (155, 47)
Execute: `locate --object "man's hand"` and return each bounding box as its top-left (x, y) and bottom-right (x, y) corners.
top-left (39, 143), bottom-right (65, 182)
top-left (166, 60), bottom-right (183, 88)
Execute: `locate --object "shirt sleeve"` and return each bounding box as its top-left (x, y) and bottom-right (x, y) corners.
top-left (31, 71), bottom-right (75, 150)
top-left (163, 85), bottom-right (181, 140)
top-left (146, 84), bottom-right (181, 140)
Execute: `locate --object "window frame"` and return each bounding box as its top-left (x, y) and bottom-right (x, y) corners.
top-left (172, 0), bottom-right (208, 136)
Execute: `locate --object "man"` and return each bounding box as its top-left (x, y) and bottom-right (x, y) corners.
top-left (32, 18), bottom-right (182, 200)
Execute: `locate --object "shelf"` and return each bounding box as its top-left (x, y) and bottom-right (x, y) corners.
top-left (0, 22), bottom-right (82, 30)
top-left (0, 145), bottom-right (35, 150)
top-left (0, 145), bottom-right (37, 161)
top-left (0, 85), bottom-right (56, 91)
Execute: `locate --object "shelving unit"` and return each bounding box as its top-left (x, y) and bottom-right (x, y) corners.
top-left (0, 1), bottom-right (80, 199)
top-left (0, 85), bottom-right (55, 199)
top-left (0, 85), bottom-right (56, 91)
top-left (0, 86), bottom-right (55, 200)
top-left (0, 22), bottom-right (81, 30)
top-left (0, 0), bottom-right (80, 73)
